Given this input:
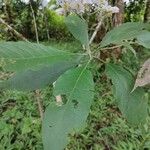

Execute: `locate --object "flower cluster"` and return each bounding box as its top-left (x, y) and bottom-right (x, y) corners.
top-left (56, 0), bottom-right (119, 14)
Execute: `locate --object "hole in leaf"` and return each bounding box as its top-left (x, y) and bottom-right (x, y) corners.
top-left (72, 99), bottom-right (79, 109)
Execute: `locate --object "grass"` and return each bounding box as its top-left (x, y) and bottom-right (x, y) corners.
top-left (0, 41), bottom-right (150, 150)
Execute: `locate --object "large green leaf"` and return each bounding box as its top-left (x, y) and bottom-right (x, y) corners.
top-left (65, 15), bottom-right (89, 46)
top-left (0, 41), bottom-right (79, 71)
top-left (42, 67), bottom-right (94, 150)
top-left (0, 61), bottom-right (77, 91)
top-left (106, 64), bottom-right (148, 125)
top-left (100, 22), bottom-right (148, 48)
top-left (137, 31), bottom-right (150, 49)
top-left (0, 41), bottom-right (83, 90)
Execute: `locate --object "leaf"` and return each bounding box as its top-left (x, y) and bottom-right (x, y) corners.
top-left (0, 41), bottom-right (79, 71)
top-left (137, 31), bottom-right (150, 49)
top-left (0, 61), bottom-right (77, 91)
top-left (0, 41), bottom-right (83, 90)
top-left (42, 67), bottom-right (94, 150)
top-left (133, 58), bottom-right (150, 90)
top-left (106, 64), bottom-right (148, 125)
top-left (65, 15), bottom-right (89, 46)
top-left (100, 22), bottom-right (148, 48)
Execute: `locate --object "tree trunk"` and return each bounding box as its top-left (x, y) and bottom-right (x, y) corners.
top-left (4, 0), bottom-right (13, 24)
top-left (113, 0), bottom-right (124, 26)
top-left (144, 0), bottom-right (150, 23)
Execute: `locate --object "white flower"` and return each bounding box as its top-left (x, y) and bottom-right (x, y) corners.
top-left (21, 0), bottom-right (29, 4)
top-left (102, 5), bottom-right (119, 13)
top-left (56, 0), bottom-right (119, 15)
top-left (41, 0), bottom-right (50, 7)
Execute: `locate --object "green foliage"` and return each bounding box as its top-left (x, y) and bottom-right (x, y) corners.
top-left (137, 31), bottom-right (150, 49)
top-left (0, 41), bottom-right (79, 71)
top-left (125, 0), bottom-right (145, 22)
top-left (1, 76), bottom-right (149, 150)
top-left (0, 91), bottom-right (43, 150)
top-left (1, 62), bottom-right (77, 91)
top-left (65, 15), bottom-right (89, 46)
top-left (0, 1), bottom-right (70, 41)
top-left (44, 10), bottom-right (70, 40)
top-left (0, 42), bottom-right (82, 90)
top-left (0, 38), bottom-right (150, 150)
top-left (100, 22), bottom-right (149, 47)
top-left (42, 67), bottom-right (94, 150)
top-left (106, 64), bottom-right (148, 125)
top-left (0, 10), bottom-right (150, 149)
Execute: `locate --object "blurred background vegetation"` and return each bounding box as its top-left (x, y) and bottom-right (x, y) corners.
top-left (0, 0), bottom-right (149, 41)
top-left (0, 0), bottom-right (150, 150)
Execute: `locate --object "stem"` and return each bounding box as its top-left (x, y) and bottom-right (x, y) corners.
top-left (100, 45), bottom-right (122, 51)
top-left (43, 8), bottom-right (50, 41)
top-left (93, 56), bottom-right (106, 64)
top-left (35, 90), bottom-right (44, 120)
top-left (86, 45), bottom-right (92, 60)
top-left (30, 3), bottom-right (44, 119)
top-left (30, 2), bottom-right (39, 44)
top-left (0, 18), bottom-right (28, 41)
top-left (89, 17), bottom-right (103, 45)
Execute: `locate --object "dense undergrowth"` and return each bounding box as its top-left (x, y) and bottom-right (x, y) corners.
top-left (0, 41), bottom-right (150, 150)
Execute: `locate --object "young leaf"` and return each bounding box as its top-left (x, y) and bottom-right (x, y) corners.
top-left (42, 67), bottom-right (94, 150)
top-left (65, 15), bottom-right (89, 46)
top-left (133, 58), bottom-right (150, 90)
top-left (137, 31), bottom-right (150, 49)
top-left (0, 41), bottom-right (79, 71)
top-left (100, 22), bottom-right (148, 48)
top-left (106, 64), bottom-right (148, 125)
